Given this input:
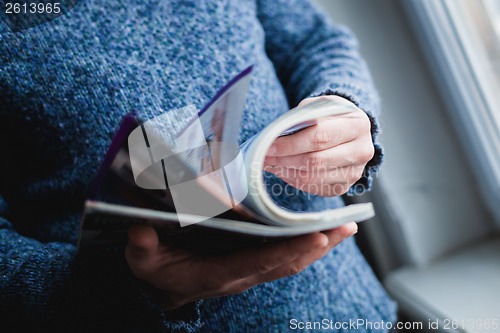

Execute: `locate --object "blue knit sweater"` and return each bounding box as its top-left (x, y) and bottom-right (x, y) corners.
top-left (0, 0), bottom-right (396, 332)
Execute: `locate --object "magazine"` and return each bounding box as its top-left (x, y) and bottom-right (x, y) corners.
top-left (80, 66), bottom-right (375, 250)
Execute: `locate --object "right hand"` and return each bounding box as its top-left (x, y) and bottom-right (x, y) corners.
top-left (125, 223), bottom-right (358, 310)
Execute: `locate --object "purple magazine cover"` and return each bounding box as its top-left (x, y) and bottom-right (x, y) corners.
top-left (88, 113), bottom-right (140, 199)
top-left (88, 66), bottom-right (253, 201)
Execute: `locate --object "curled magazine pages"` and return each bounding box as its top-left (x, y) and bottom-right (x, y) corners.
top-left (240, 99), bottom-right (372, 225)
top-left (80, 66), bottom-right (375, 248)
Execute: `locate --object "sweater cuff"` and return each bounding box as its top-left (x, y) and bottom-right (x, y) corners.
top-left (309, 87), bottom-right (384, 196)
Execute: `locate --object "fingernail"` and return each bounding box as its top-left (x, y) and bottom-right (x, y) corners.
top-left (319, 233), bottom-right (330, 248)
top-left (349, 223), bottom-right (359, 236)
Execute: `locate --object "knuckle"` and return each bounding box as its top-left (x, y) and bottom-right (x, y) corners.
top-left (356, 111), bottom-right (372, 131)
top-left (365, 144), bottom-right (375, 161)
top-left (310, 128), bottom-right (331, 150)
top-left (287, 264), bottom-right (303, 276)
top-left (347, 174), bottom-right (359, 185)
top-left (356, 167), bottom-right (365, 180)
top-left (265, 156), bottom-right (278, 167)
top-left (358, 143), bottom-right (375, 163)
top-left (297, 169), bottom-right (314, 186)
top-left (271, 156), bottom-right (282, 167)
top-left (254, 261), bottom-right (273, 274)
top-left (308, 152), bottom-right (325, 170)
top-left (348, 168), bottom-right (363, 184)
top-left (317, 95), bottom-right (332, 102)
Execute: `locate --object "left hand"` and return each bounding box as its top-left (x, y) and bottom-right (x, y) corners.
top-left (126, 223), bottom-right (358, 310)
top-left (263, 95), bottom-right (374, 197)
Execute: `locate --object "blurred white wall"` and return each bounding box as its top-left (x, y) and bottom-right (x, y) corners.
top-left (313, 0), bottom-right (493, 270)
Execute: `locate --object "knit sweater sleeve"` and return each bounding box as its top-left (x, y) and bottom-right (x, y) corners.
top-left (256, 0), bottom-right (383, 194)
top-left (0, 199), bottom-right (200, 332)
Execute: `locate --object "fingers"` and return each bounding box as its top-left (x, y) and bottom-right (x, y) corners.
top-left (268, 164), bottom-right (365, 185)
top-left (266, 113), bottom-right (369, 157)
top-left (265, 139), bottom-right (373, 173)
top-left (264, 142), bottom-right (374, 179)
top-left (264, 128), bottom-right (374, 196)
top-left (322, 222), bottom-right (358, 246)
top-left (176, 233), bottom-right (330, 301)
top-left (220, 224), bottom-right (357, 291)
top-left (125, 222), bottom-right (358, 307)
top-left (219, 232), bottom-right (330, 281)
top-left (264, 138), bottom-right (372, 196)
top-left (266, 165), bottom-right (362, 196)
top-left (264, 97), bottom-right (374, 197)
top-left (238, 224), bottom-right (358, 290)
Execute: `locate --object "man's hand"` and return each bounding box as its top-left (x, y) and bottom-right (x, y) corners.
top-left (125, 223), bottom-right (357, 310)
top-left (264, 95), bottom-right (374, 196)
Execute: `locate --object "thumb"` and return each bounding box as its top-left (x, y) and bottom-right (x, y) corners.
top-left (126, 225), bottom-right (159, 259)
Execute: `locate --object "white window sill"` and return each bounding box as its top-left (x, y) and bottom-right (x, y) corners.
top-left (385, 236), bottom-right (500, 333)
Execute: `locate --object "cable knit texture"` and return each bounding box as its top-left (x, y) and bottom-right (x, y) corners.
top-left (0, 0), bottom-right (396, 332)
